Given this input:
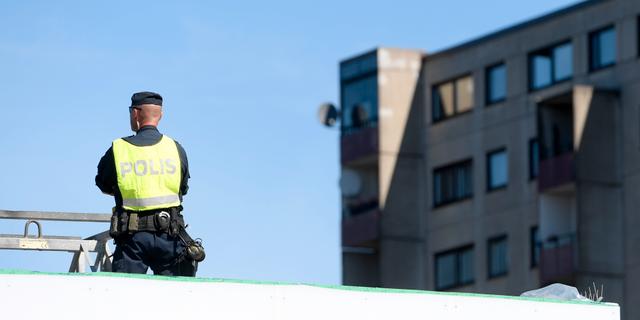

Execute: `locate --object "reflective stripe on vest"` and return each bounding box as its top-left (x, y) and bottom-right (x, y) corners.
top-left (113, 135), bottom-right (182, 211)
top-left (122, 194), bottom-right (181, 208)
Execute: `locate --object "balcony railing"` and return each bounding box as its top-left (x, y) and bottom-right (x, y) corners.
top-left (539, 233), bottom-right (576, 285)
top-left (539, 152), bottom-right (575, 192)
top-left (346, 198), bottom-right (379, 217)
top-left (340, 126), bottom-right (378, 165)
top-left (342, 209), bottom-right (379, 248)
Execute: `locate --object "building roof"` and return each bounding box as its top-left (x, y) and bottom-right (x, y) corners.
top-left (340, 1), bottom-right (608, 67)
top-left (424, 0), bottom-right (608, 60)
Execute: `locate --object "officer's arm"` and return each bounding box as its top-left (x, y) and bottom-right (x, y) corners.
top-left (175, 141), bottom-right (190, 197)
top-left (95, 147), bottom-right (116, 196)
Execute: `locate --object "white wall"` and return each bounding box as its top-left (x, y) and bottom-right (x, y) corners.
top-left (0, 272), bottom-right (619, 320)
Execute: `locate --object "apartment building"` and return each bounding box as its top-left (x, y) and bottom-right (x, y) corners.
top-left (337, 0), bottom-right (640, 318)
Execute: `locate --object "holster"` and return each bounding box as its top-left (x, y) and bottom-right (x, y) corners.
top-left (167, 207), bottom-right (185, 237)
top-left (109, 207), bottom-right (130, 239)
top-left (178, 226), bottom-right (206, 263)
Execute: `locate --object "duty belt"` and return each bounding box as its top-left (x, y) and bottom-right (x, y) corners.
top-left (127, 212), bottom-right (163, 232)
top-left (110, 208), bottom-right (182, 238)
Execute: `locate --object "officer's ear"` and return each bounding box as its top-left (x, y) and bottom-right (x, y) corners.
top-left (130, 107), bottom-right (141, 132)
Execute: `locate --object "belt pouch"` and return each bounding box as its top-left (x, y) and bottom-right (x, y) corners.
top-left (128, 213), bottom-right (139, 232)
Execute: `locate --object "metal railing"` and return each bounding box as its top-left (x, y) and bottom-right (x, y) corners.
top-left (540, 232), bottom-right (577, 285)
top-left (0, 209), bottom-right (113, 272)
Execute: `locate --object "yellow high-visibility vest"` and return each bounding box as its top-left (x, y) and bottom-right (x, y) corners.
top-left (112, 135), bottom-right (182, 211)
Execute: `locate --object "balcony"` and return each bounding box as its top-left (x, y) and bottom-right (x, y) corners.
top-left (342, 208), bottom-right (380, 248)
top-left (537, 92), bottom-right (575, 192)
top-left (538, 152), bottom-right (575, 192)
top-left (539, 233), bottom-right (576, 285)
top-left (341, 126), bottom-right (378, 165)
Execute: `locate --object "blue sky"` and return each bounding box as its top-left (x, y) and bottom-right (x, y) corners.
top-left (0, 0), bottom-right (579, 284)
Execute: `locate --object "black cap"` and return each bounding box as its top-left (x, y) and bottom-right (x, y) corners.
top-left (131, 91), bottom-right (163, 107)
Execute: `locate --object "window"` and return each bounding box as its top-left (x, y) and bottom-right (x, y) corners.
top-left (432, 74), bottom-right (474, 122)
top-left (589, 26), bottom-right (616, 71)
top-left (530, 226), bottom-right (540, 268)
top-left (341, 75), bottom-right (378, 134)
top-left (435, 245), bottom-right (474, 290)
top-left (433, 160), bottom-right (473, 207)
top-left (529, 138), bottom-right (539, 179)
top-left (486, 63), bottom-right (506, 104)
top-left (488, 235), bottom-right (508, 278)
top-left (529, 41), bottom-right (573, 90)
top-left (487, 149), bottom-right (508, 191)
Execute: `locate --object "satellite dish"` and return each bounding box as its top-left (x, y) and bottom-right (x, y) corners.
top-left (340, 169), bottom-right (362, 198)
top-left (317, 102), bottom-right (339, 127)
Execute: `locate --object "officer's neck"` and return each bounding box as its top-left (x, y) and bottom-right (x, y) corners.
top-left (136, 125), bottom-right (158, 133)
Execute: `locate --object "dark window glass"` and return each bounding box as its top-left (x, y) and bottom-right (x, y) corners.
top-left (432, 75), bottom-right (474, 122)
top-left (435, 252), bottom-right (456, 289)
top-left (459, 248), bottom-right (474, 284)
top-left (487, 149), bottom-right (508, 191)
top-left (486, 63), bottom-right (506, 104)
top-left (529, 138), bottom-right (539, 179)
top-left (435, 245), bottom-right (474, 290)
top-left (488, 235), bottom-right (508, 278)
top-left (531, 55), bottom-right (552, 89)
top-left (553, 43), bottom-right (573, 81)
top-left (433, 82), bottom-right (454, 121)
top-left (529, 41), bottom-right (573, 90)
top-left (433, 160), bottom-right (473, 207)
top-left (530, 226), bottom-right (540, 268)
top-left (341, 75), bottom-right (378, 134)
top-left (590, 26), bottom-right (616, 71)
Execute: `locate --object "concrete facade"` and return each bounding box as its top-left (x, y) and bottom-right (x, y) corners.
top-left (337, 1), bottom-right (640, 319)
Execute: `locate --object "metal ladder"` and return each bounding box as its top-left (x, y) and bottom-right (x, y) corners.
top-left (0, 210), bottom-right (113, 272)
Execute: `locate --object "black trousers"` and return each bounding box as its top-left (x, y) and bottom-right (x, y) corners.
top-left (112, 231), bottom-right (196, 276)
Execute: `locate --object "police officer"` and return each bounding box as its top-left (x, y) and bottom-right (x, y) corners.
top-left (95, 91), bottom-right (198, 276)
